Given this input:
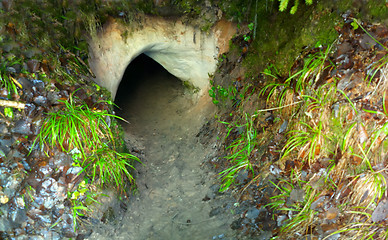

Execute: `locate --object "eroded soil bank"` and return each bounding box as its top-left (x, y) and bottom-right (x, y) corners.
top-left (86, 55), bottom-right (238, 240)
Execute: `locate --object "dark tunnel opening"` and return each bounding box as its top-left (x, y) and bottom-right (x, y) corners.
top-left (114, 53), bottom-right (185, 131)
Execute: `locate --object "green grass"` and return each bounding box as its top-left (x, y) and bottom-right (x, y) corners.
top-left (33, 92), bottom-right (116, 157)
top-left (260, 44), bottom-right (335, 108)
top-left (32, 90), bottom-right (142, 229)
top-left (266, 171), bottom-right (319, 236)
top-left (32, 91), bottom-right (141, 190)
top-left (282, 120), bottom-right (323, 164)
top-left (0, 59), bottom-right (22, 98)
top-left (218, 113), bottom-right (258, 192)
top-left (84, 146), bottom-right (140, 189)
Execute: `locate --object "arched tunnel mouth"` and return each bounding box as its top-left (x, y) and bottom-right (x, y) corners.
top-left (95, 54), bottom-right (232, 239)
top-left (114, 53), bottom-right (193, 134)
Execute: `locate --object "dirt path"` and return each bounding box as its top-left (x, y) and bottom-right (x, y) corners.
top-left (87, 67), bottom-right (237, 240)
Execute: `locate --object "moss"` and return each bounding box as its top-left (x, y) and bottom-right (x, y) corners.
top-left (182, 80), bottom-right (200, 93)
top-left (366, 0), bottom-right (388, 21)
top-left (241, 3), bottom-right (319, 78)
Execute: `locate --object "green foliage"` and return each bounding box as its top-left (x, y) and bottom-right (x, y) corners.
top-left (243, 22), bottom-right (255, 42)
top-left (32, 91), bottom-right (141, 190)
top-left (218, 113), bottom-right (258, 192)
top-left (33, 92), bottom-right (115, 157)
top-left (0, 60), bottom-right (22, 99)
top-left (266, 172), bottom-right (319, 235)
top-left (282, 121), bottom-right (323, 164)
top-left (67, 179), bottom-right (101, 231)
top-left (4, 107), bottom-right (13, 119)
top-left (260, 44), bottom-right (334, 107)
top-left (208, 82), bottom-right (237, 106)
top-left (276, 0), bottom-right (313, 14)
top-left (84, 146), bottom-right (140, 189)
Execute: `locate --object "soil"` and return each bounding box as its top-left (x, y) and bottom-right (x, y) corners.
top-left (86, 57), bottom-right (238, 240)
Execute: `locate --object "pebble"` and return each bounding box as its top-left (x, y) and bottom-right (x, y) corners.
top-left (325, 207), bottom-right (339, 221)
top-left (11, 119), bottom-right (32, 135)
top-left (245, 206), bottom-right (260, 220)
top-left (0, 193), bottom-right (9, 204)
top-left (371, 199), bottom-right (388, 222)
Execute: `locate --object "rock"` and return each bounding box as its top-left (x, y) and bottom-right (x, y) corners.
top-left (277, 215), bottom-right (287, 226)
top-left (9, 208), bottom-right (27, 227)
top-left (33, 95), bottom-right (48, 106)
top-left (230, 218), bottom-right (243, 230)
top-left (209, 207), bottom-right (222, 217)
top-left (31, 79), bottom-right (45, 92)
top-left (325, 207), bottom-right (339, 221)
top-left (311, 196), bottom-right (327, 210)
top-left (269, 165), bottom-right (282, 175)
top-left (372, 199), bottom-right (388, 222)
top-left (0, 192), bottom-right (9, 204)
top-left (0, 217), bottom-right (11, 231)
top-left (27, 59), bottom-right (40, 73)
top-left (11, 119), bottom-right (32, 135)
top-left (6, 66), bottom-right (16, 74)
top-left (245, 206), bottom-right (260, 220)
top-left (0, 138), bottom-right (12, 155)
top-left (359, 33), bottom-right (376, 50)
top-left (236, 169), bottom-right (248, 183)
top-left (279, 120), bottom-right (288, 133)
top-left (288, 188), bottom-right (305, 205)
top-left (0, 124), bottom-right (8, 134)
top-left (47, 90), bottom-right (61, 104)
top-left (28, 235), bottom-right (45, 240)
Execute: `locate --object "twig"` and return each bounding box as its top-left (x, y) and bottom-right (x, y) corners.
top-left (253, 100), bottom-right (303, 116)
top-left (61, 46), bottom-right (96, 78)
top-left (0, 99), bottom-right (26, 109)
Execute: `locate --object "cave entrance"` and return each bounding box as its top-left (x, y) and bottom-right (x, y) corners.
top-left (114, 53), bottom-right (193, 136)
top-left (106, 53), bottom-right (233, 240)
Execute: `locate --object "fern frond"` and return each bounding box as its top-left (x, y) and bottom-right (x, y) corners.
top-left (279, 0), bottom-right (289, 12)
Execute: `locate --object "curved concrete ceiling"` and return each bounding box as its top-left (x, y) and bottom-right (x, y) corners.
top-left (88, 15), bottom-right (235, 99)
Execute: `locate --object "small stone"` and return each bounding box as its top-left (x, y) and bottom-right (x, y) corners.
top-left (277, 215), bottom-right (287, 226)
top-left (311, 196), bottom-right (327, 210)
top-left (288, 188), bottom-right (305, 204)
top-left (66, 166), bottom-right (83, 176)
top-left (325, 207), bottom-right (339, 220)
top-left (372, 199), bottom-right (388, 222)
top-left (11, 119), bottom-right (32, 135)
top-left (27, 59), bottom-right (40, 73)
top-left (269, 164), bottom-right (281, 175)
top-left (0, 193), bottom-right (9, 204)
top-left (245, 206), bottom-right (260, 220)
top-left (6, 66), bottom-right (16, 73)
top-left (33, 95), bottom-right (48, 106)
top-left (0, 124), bottom-right (9, 134)
top-left (9, 208), bottom-right (27, 225)
top-left (359, 33), bottom-right (376, 49)
top-left (279, 120), bottom-right (288, 133)
top-left (230, 218), bottom-right (243, 230)
top-left (15, 197), bottom-right (25, 208)
top-left (209, 207), bottom-right (222, 217)
top-left (28, 235), bottom-right (44, 240)
top-left (0, 217), bottom-right (11, 231)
